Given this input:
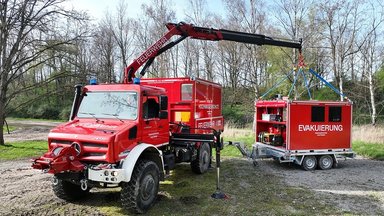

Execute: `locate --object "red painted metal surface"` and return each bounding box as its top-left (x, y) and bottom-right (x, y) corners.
top-left (140, 77), bottom-right (224, 133)
top-left (288, 101), bottom-right (352, 150)
top-left (33, 77), bottom-right (223, 174)
top-left (255, 99), bottom-right (352, 151)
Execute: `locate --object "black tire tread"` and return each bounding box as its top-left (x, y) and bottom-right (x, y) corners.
top-left (191, 143), bottom-right (211, 174)
top-left (52, 177), bottom-right (89, 201)
top-left (121, 160), bottom-right (159, 214)
top-left (302, 155), bottom-right (317, 171)
top-left (318, 155), bottom-right (334, 170)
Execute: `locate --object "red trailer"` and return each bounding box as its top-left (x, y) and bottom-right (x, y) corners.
top-left (251, 98), bottom-right (354, 170)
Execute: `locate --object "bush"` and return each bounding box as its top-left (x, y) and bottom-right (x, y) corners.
top-left (59, 106), bottom-right (72, 120)
top-left (27, 104), bottom-right (60, 119)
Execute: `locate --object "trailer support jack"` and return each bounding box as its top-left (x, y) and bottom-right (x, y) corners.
top-left (211, 137), bottom-right (227, 199)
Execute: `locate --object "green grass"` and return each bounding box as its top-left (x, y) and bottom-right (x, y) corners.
top-left (97, 156), bottom-right (340, 216)
top-left (2, 125), bottom-right (16, 133)
top-left (222, 135), bottom-right (255, 157)
top-left (0, 141), bottom-right (47, 160)
top-left (353, 141), bottom-right (384, 160)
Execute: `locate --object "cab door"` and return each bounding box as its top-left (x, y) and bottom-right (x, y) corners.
top-left (140, 95), bottom-right (169, 146)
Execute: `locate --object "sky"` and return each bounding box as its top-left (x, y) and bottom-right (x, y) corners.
top-left (64, 0), bottom-right (226, 22)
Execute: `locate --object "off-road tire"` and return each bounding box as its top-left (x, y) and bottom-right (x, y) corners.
top-left (302, 155), bottom-right (317, 171)
top-left (191, 143), bottom-right (211, 174)
top-left (52, 177), bottom-right (89, 201)
top-left (121, 160), bottom-right (160, 214)
top-left (318, 155), bottom-right (334, 170)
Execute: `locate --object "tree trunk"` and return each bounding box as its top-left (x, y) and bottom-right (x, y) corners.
top-left (368, 73), bottom-right (376, 125)
top-left (0, 91), bottom-right (5, 145)
top-left (339, 75), bottom-right (344, 101)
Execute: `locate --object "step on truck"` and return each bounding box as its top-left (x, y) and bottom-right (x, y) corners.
top-left (32, 22), bottom-right (303, 213)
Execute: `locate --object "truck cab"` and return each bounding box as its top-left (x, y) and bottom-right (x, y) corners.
top-left (47, 83), bottom-right (169, 163)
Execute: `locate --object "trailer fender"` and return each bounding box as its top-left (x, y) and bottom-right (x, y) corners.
top-left (121, 144), bottom-right (164, 182)
top-left (332, 154), bottom-right (338, 167)
top-left (294, 155), bottom-right (304, 165)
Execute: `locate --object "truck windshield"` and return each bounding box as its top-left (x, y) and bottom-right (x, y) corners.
top-left (77, 91), bottom-right (138, 120)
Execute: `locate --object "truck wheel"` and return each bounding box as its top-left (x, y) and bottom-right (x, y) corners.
top-left (318, 155), bottom-right (334, 170)
top-left (121, 160), bottom-right (160, 214)
top-left (191, 143), bottom-right (211, 174)
top-left (52, 177), bottom-right (89, 201)
top-left (302, 156), bottom-right (317, 171)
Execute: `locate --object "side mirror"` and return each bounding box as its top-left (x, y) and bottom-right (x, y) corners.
top-left (159, 95), bottom-right (168, 111)
top-left (159, 111), bottom-right (168, 119)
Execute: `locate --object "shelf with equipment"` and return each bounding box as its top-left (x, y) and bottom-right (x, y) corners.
top-left (255, 99), bottom-right (288, 147)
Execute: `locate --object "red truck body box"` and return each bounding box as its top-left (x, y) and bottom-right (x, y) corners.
top-left (255, 100), bottom-right (352, 151)
top-left (140, 77), bottom-right (224, 132)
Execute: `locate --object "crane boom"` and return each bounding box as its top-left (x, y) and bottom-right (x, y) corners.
top-left (124, 22), bottom-right (302, 83)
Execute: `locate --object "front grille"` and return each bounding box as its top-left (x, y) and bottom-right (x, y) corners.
top-left (83, 142), bottom-right (108, 149)
top-left (50, 139), bottom-right (108, 159)
top-left (51, 140), bottom-right (72, 145)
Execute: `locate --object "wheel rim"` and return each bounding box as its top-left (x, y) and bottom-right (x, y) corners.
top-left (202, 151), bottom-right (209, 165)
top-left (321, 156), bottom-right (332, 168)
top-left (305, 157), bottom-right (316, 169)
top-left (140, 175), bottom-right (155, 201)
top-left (200, 146), bottom-right (210, 170)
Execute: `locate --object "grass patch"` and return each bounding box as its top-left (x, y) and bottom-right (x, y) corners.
top-left (2, 125), bottom-right (16, 133)
top-left (0, 141), bottom-right (47, 160)
top-left (353, 141), bottom-right (384, 160)
top-left (97, 157), bottom-right (340, 215)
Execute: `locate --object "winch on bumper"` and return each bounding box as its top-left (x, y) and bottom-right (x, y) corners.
top-left (32, 145), bottom-right (127, 184)
top-left (32, 145), bottom-right (85, 174)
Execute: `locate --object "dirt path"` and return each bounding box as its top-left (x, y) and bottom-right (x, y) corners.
top-left (4, 120), bottom-right (61, 142)
top-left (0, 160), bottom-right (106, 215)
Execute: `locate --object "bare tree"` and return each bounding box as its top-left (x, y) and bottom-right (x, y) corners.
top-left (320, 0), bottom-right (364, 101)
top-left (359, 5), bottom-right (384, 125)
top-left (0, 0), bottom-right (87, 145)
top-left (112, 0), bottom-right (136, 80)
top-left (140, 0), bottom-right (176, 78)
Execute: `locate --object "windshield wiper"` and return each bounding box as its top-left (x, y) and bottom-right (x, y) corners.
top-left (102, 113), bottom-right (124, 122)
top-left (78, 112), bottom-right (102, 122)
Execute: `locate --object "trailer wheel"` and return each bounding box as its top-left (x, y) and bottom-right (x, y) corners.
top-left (302, 156), bottom-right (317, 171)
top-left (52, 177), bottom-right (89, 201)
top-left (191, 143), bottom-right (211, 174)
top-left (121, 160), bottom-right (160, 214)
top-left (318, 155), bottom-right (334, 170)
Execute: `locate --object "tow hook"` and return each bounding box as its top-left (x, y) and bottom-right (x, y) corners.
top-left (52, 177), bottom-right (59, 185)
top-left (80, 179), bottom-right (88, 191)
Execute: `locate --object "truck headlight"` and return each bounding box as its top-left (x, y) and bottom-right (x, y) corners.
top-left (52, 147), bottom-right (64, 156)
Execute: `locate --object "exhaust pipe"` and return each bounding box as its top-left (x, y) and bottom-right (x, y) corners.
top-left (69, 84), bottom-right (83, 121)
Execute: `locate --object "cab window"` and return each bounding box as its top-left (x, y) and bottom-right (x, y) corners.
top-left (142, 96), bottom-right (159, 119)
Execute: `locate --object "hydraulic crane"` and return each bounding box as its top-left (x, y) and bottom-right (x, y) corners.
top-left (124, 22), bottom-right (302, 83)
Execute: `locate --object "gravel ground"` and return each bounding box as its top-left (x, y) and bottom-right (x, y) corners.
top-left (257, 157), bottom-right (384, 214)
top-left (1, 120), bottom-right (384, 215)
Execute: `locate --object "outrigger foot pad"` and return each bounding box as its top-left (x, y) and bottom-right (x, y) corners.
top-left (211, 191), bottom-right (228, 199)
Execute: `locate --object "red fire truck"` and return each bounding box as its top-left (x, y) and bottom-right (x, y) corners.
top-left (32, 22), bottom-right (302, 213)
